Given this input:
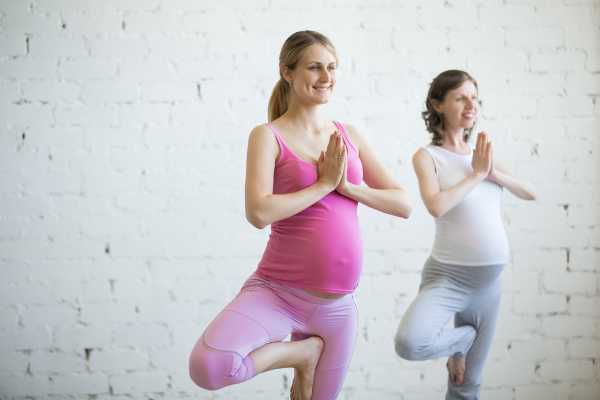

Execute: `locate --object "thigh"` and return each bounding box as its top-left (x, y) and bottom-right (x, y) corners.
top-left (398, 283), bottom-right (469, 342)
top-left (202, 279), bottom-right (296, 358)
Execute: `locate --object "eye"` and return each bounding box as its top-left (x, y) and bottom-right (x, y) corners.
top-left (328, 65), bottom-right (337, 71)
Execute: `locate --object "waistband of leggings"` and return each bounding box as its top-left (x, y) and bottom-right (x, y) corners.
top-left (427, 256), bottom-right (505, 270)
top-left (245, 272), bottom-right (354, 305)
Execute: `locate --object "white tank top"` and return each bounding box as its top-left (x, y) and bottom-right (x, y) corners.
top-left (424, 145), bottom-right (509, 266)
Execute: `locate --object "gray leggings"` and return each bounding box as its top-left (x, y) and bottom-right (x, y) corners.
top-left (394, 257), bottom-right (504, 400)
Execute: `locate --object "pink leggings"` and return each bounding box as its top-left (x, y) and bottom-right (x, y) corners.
top-left (188, 273), bottom-right (358, 400)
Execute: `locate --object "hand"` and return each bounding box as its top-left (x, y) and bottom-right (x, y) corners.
top-left (317, 131), bottom-right (346, 190)
top-left (335, 149), bottom-right (349, 196)
top-left (471, 132), bottom-right (492, 179)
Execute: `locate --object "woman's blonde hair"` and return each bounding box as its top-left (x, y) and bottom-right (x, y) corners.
top-left (268, 30), bottom-right (337, 122)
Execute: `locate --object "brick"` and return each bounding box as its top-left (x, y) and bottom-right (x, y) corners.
top-left (515, 384), bottom-right (570, 400)
top-left (88, 348), bottom-right (149, 371)
top-left (0, 34), bottom-right (27, 56)
top-left (513, 293), bottom-right (568, 315)
top-left (29, 350), bottom-right (86, 373)
top-left (507, 337), bottom-right (567, 360)
top-left (29, 35), bottom-right (89, 58)
top-left (567, 337), bottom-right (600, 358)
top-left (111, 323), bottom-right (171, 348)
top-left (538, 359), bottom-right (596, 381)
top-left (47, 373), bottom-right (108, 395)
top-left (531, 50), bottom-right (587, 72)
top-left (109, 371), bottom-right (169, 394)
top-left (541, 315), bottom-right (596, 338)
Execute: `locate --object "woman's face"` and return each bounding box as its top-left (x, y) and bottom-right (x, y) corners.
top-left (284, 44), bottom-right (337, 105)
top-left (435, 80), bottom-right (479, 131)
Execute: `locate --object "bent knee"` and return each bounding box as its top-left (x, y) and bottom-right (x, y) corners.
top-left (189, 340), bottom-right (240, 390)
top-left (394, 331), bottom-right (426, 361)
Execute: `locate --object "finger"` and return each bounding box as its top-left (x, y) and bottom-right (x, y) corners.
top-left (338, 136), bottom-right (345, 157)
top-left (476, 132), bottom-right (483, 154)
top-left (326, 132), bottom-right (337, 155)
top-left (319, 151), bottom-right (325, 163)
top-left (481, 134), bottom-right (490, 157)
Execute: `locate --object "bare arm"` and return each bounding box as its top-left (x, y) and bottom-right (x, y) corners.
top-left (244, 125), bottom-right (345, 229)
top-left (414, 133), bottom-right (492, 218)
top-left (488, 160), bottom-right (536, 201)
top-left (336, 124), bottom-right (412, 218)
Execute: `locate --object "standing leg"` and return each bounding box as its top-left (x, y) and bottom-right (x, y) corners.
top-left (446, 277), bottom-right (502, 400)
top-left (304, 293), bottom-right (359, 400)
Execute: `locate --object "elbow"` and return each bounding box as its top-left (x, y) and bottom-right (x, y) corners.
top-left (427, 206), bottom-right (444, 218)
top-left (395, 204), bottom-right (412, 219)
top-left (423, 198), bottom-right (444, 218)
top-left (525, 190), bottom-right (537, 201)
top-left (245, 209), bottom-right (268, 229)
top-left (517, 189), bottom-right (537, 201)
top-left (393, 190), bottom-right (412, 218)
top-left (426, 204), bottom-right (440, 218)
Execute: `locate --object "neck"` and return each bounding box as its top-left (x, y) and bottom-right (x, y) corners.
top-left (441, 128), bottom-right (466, 148)
top-left (281, 97), bottom-right (328, 134)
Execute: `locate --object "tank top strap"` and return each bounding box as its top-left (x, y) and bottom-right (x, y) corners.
top-left (423, 145), bottom-right (441, 175)
top-left (333, 121), bottom-right (359, 154)
top-left (266, 123), bottom-right (290, 162)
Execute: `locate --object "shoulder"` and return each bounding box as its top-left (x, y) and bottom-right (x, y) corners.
top-left (248, 123), bottom-right (277, 146)
top-left (412, 146), bottom-right (436, 168)
top-left (247, 124), bottom-right (279, 162)
top-left (249, 123), bottom-right (272, 139)
top-left (337, 122), bottom-right (366, 148)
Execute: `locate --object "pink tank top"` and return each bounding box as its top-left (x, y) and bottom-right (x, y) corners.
top-left (256, 121), bottom-right (364, 293)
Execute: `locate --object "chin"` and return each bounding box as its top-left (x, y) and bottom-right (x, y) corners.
top-left (309, 96), bottom-right (330, 105)
top-left (461, 119), bottom-right (476, 129)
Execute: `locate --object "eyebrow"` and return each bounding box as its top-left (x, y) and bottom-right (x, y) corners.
top-left (307, 61), bottom-right (337, 65)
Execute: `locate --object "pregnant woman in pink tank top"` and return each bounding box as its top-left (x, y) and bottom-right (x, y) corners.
top-left (188, 31), bottom-right (411, 400)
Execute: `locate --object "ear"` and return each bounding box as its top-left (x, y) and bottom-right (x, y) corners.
top-left (281, 65), bottom-right (293, 84)
top-left (431, 99), bottom-right (443, 114)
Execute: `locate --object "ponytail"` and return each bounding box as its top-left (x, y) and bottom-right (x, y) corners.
top-left (268, 79), bottom-right (290, 122)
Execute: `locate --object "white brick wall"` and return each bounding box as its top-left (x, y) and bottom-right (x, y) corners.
top-left (1, 0), bottom-right (598, 399)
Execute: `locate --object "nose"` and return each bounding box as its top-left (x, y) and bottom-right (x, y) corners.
top-left (320, 68), bottom-right (330, 82)
top-left (465, 98), bottom-right (477, 109)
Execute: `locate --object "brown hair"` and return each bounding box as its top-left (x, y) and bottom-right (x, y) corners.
top-left (268, 30), bottom-right (337, 122)
top-left (422, 70), bottom-right (479, 146)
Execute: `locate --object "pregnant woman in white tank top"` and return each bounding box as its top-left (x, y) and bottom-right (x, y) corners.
top-left (394, 70), bottom-right (536, 400)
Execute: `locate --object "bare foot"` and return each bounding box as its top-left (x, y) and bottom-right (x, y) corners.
top-left (289, 336), bottom-right (324, 400)
top-left (447, 355), bottom-right (466, 385)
